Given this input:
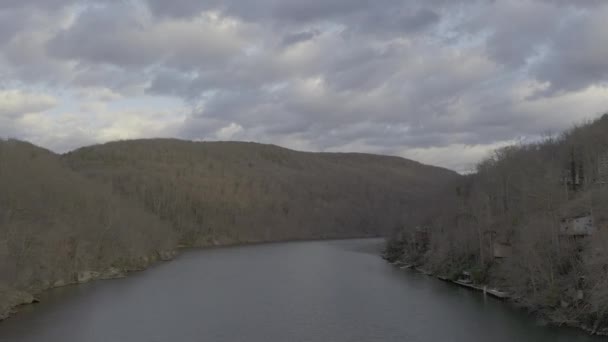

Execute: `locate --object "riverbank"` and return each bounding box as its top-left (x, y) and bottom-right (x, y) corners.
top-left (3, 238), bottom-right (604, 342)
top-left (386, 259), bottom-right (608, 337)
top-left (0, 249), bottom-right (178, 322)
top-left (393, 262), bottom-right (511, 300)
top-left (0, 235), bottom-right (379, 323)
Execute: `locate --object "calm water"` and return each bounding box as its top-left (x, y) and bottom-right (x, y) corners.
top-left (0, 239), bottom-right (603, 342)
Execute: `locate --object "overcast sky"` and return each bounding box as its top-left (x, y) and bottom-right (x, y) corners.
top-left (1, 0), bottom-right (607, 171)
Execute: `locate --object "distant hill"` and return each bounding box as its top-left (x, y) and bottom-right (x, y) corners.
top-left (63, 139), bottom-right (459, 245)
top-left (0, 138), bottom-right (458, 319)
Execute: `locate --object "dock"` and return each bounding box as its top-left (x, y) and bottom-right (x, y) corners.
top-left (390, 262), bottom-right (511, 300)
top-left (452, 280), bottom-right (510, 300)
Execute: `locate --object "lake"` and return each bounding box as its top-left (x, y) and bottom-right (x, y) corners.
top-left (0, 239), bottom-right (602, 342)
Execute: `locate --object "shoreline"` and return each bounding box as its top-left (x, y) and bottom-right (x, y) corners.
top-left (0, 235), bottom-right (382, 323)
top-left (387, 260), bottom-right (608, 337)
top-left (396, 263), bottom-right (511, 300)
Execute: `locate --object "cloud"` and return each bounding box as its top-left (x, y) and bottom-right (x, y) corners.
top-left (0, 0), bottom-right (74, 10)
top-left (48, 5), bottom-right (250, 70)
top-left (0, 90), bottom-right (57, 119)
top-left (401, 141), bottom-right (518, 174)
top-left (0, 0), bottom-right (607, 172)
top-left (215, 122), bottom-right (244, 140)
top-left (281, 30), bottom-right (319, 47)
top-left (0, 90), bottom-right (58, 143)
top-left (13, 96), bottom-right (187, 153)
top-left (147, 0), bottom-right (387, 22)
top-left (532, 6), bottom-right (608, 94)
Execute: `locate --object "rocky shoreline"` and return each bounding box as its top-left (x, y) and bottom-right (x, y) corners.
top-left (386, 259), bottom-right (608, 337)
top-left (0, 249), bottom-right (179, 322)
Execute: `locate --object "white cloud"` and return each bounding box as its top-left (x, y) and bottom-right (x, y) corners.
top-left (95, 110), bottom-right (186, 142)
top-left (13, 95), bottom-right (187, 152)
top-left (216, 122), bottom-right (244, 140)
top-left (0, 90), bottom-right (57, 118)
top-left (401, 141), bottom-right (518, 173)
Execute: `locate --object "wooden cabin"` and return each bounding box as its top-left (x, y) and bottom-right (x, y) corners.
top-left (597, 152), bottom-right (608, 185)
top-left (560, 214), bottom-right (595, 237)
top-left (493, 242), bottom-right (513, 259)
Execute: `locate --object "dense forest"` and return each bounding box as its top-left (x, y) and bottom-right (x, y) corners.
top-left (0, 139), bottom-right (457, 319)
top-left (385, 114), bottom-right (608, 334)
top-left (63, 140), bottom-right (457, 246)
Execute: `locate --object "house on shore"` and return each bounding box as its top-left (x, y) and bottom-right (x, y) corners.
top-left (596, 152), bottom-right (608, 186)
top-left (484, 229), bottom-right (513, 259)
top-left (493, 242), bottom-right (513, 259)
top-left (413, 226), bottom-right (429, 248)
top-left (560, 214), bottom-right (595, 237)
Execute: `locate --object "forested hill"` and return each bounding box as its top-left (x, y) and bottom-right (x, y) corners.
top-left (385, 114), bottom-right (608, 334)
top-left (0, 140), bottom-right (175, 319)
top-left (63, 139), bottom-right (458, 245)
top-left (1, 138), bottom-right (458, 319)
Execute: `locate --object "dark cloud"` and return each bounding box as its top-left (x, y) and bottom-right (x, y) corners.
top-left (471, 1), bottom-right (562, 68)
top-left (0, 9), bottom-right (28, 44)
top-left (147, 0), bottom-right (378, 22)
top-left (0, 0), bottom-right (74, 10)
top-left (281, 30), bottom-right (319, 47)
top-left (47, 2), bottom-right (249, 71)
top-left (146, 0), bottom-right (440, 35)
top-left (532, 8), bottom-right (608, 94)
top-left (397, 8), bottom-right (440, 32)
top-left (48, 5), bottom-right (151, 67)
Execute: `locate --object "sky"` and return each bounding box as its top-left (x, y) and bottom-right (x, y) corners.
top-left (1, 0), bottom-right (607, 172)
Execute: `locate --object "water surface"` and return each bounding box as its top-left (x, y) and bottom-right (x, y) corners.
top-left (0, 239), bottom-right (602, 342)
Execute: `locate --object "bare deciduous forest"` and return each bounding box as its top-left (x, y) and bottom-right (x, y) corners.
top-left (0, 139), bottom-right (457, 319)
top-left (386, 114), bottom-right (608, 334)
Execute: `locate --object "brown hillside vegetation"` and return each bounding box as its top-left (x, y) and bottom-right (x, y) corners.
top-left (63, 139), bottom-right (458, 245)
top-left (385, 114), bottom-right (608, 334)
top-left (0, 138), bottom-right (458, 319)
top-left (0, 140), bottom-right (175, 319)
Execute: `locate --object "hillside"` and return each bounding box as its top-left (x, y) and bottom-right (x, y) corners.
top-left (0, 138), bottom-right (458, 319)
top-left (0, 140), bottom-right (176, 319)
top-left (63, 139), bottom-right (458, 245)
top-left (385, 114), bottom-right (608, 334)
